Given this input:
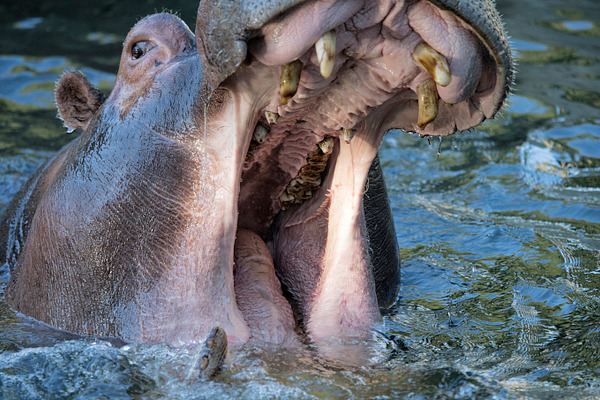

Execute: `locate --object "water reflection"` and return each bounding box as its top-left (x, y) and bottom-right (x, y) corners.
top-left (14, 17), bottom-right (44, 30)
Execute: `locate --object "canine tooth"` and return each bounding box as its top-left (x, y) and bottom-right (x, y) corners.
top-left (279, 60), bottom-right (303, 105)
top-left (417, 79), bottom-right (439, 129)
top-left (341, 128), bottom-right (355, 144)
top-left (315, 30), bottom-right (336, 79)
top-left (318, 137), bottom-right (334, 155)
top-left (264, 111), bottom-right (279, 125)
top-left (252, 123), bottom-right (268, 144)
top-left (412, 42), bottom-right (451, 87)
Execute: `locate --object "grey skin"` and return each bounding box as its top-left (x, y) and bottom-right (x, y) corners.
top-left (0, 1), bottom-right (513, 354)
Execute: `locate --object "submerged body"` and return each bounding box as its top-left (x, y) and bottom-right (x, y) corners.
top-left (0, 0), bottom-right (512, 355)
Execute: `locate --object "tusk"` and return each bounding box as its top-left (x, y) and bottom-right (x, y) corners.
top-left (315, 30), bottom-right (336, 79)
top-left (412, 42), bottom-right (451, 87)
top-left (417, 79), bottom-right (439, 129)
top-left (279, 60), bottom-right (303, 105)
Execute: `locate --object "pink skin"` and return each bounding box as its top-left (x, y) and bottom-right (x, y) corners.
top-left (249, 0), bottom-right (364, 65)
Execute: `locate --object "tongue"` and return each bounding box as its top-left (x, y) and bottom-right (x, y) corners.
top-left (233, 229), bottom-right (299, 345)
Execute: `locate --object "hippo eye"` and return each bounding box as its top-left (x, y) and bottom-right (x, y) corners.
top-left (131, 41), bottom-right (154, 60)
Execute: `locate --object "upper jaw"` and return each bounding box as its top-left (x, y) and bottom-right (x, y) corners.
top-left (196, 0), bottom-right (513, 139)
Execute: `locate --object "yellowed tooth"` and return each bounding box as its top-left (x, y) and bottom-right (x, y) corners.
top-left (279, 60), bottom-right (303, 105)
top-left (264, 111), bottom-right (279, 125)
top-left (318, 136), bottom-right (334, 154)
top-left (417, 79), bottom-right (439, 129)
top-left (341, 128), bottom-right (355, 144)
top-left (253, 122), bottom-right (268, 144)
top-left (412, 42), bottom-right (451, 87)
top-left (280, 192), bottom-right (295, 203)
top-left (315, 30), bottom-right (336, 79)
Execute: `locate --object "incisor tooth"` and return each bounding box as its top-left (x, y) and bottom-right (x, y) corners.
top-left (264, 111), bottom-right (279, 125)
top-left (279, 60), bottom-right (303, 105)
top-left (315, 30), bottom-right (336, 79)
top-left (417, 79), bottom-right (439, 129)
top-left (412, 42), bottom-right (451, 87)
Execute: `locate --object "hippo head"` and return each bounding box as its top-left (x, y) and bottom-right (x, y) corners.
top-left (4, 1), bottom-right (513, 351)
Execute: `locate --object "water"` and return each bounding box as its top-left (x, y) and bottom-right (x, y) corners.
top-left (1, 0), bottom-right (599, 398)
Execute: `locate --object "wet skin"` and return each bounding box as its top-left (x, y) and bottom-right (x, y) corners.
top-left (0, 1), bottom-right (513, 357)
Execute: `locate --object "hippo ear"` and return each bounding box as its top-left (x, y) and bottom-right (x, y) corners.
top-left (55, 71), bottom-right (106, 132)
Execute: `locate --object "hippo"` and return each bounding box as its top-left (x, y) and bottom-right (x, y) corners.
top-left (0, 0), bottom-right (513, 354)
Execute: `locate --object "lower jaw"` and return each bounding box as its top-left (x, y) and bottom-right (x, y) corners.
top-left (246, 131), bottom-right (383, 342)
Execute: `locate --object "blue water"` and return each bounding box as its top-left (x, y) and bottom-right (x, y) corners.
top-left (1, 0), bottom-right (599, 398)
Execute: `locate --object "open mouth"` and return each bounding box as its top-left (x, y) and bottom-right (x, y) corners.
top-left (209, 0), bottom-right (514, 226)
top-left (1, 1), bottom-right (513, 348)
top-left (192, 0), bottom-right (513, 341)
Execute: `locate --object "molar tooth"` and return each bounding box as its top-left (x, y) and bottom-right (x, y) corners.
top-left (318, 137), bottom-right (334, 155)
top-left (417, 79), bottom-right (439, 129)
top-left (412, 42), bottom-right (451, 87)
top-left (279, 60), bottom-right (303, 105)
top-left (301, 190), bottom-right (312, 200)
top-left (315, 30), bottom-right (336, 79)
top-left (264, 111), bottom-right (279, 125)
top-left (280, 192), bottom-right (295, 203)
top-left (341, 128), bottom-right (355, 144)
top-left (252, 122), bottom-right (268, 144)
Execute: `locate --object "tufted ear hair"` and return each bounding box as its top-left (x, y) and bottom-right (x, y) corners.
top-left (55, 71), bottom-right (107, 132)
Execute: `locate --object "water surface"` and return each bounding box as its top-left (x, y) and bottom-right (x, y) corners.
top-left (1, 0), bottom-right (599, 398)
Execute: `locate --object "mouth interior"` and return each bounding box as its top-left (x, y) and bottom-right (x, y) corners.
top-left (232, 0), bottom-right (506, 236)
